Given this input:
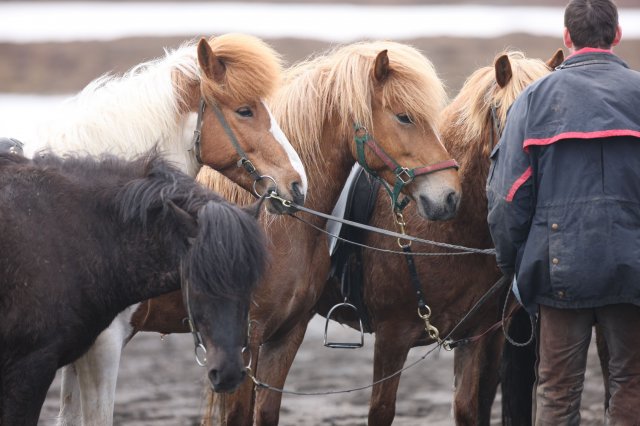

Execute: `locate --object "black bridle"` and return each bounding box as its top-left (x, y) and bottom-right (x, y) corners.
top-left (191, 98), bottom-right (276, 197)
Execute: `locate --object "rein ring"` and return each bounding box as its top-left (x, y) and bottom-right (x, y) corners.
top-left (253, 175), bottom-right (278, 198)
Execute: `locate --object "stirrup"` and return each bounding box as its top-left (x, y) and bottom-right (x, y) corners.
top-left (323, 302), bottom-right (365, 349)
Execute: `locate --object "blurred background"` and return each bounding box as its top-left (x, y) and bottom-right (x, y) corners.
top-left (1, 0), bottom-right (639, 97)
top-left (2, 1), bottom-right (639, 424)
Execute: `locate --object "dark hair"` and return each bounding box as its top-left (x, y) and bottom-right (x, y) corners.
top-left (564, 0), bottom-right (618, 49)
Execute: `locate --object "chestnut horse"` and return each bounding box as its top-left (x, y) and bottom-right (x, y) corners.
top-left (41, 34), bottom-right (308, 426)
top-left (312, 50), bottom-right (564, 425)
top-left (128, 40), bottom-right (462, 424)
top-left (0, 150), bottom-right (267, 425)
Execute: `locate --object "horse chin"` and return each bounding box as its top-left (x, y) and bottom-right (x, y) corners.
top-left (416, 192), bottom-right (460, 221)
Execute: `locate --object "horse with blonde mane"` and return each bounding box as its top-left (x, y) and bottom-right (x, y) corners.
top-left (122, 40), bottom-right (461, 424)
top-left (43, 33), bottom-right (308, 426)
top-left (313, 49), bottom-right (564, 425)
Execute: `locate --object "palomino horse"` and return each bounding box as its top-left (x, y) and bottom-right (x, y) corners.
top-left (313, 50), bottom-right (564, 425)
top-left (0, 150), bottom-right (267, 426)
top-left (36, 34), bottom-right (307, 426)
top-left (125, 40), bottom-right (462, 424)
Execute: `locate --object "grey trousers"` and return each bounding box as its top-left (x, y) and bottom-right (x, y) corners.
top-left (534, 304), bottom-right (640, 426)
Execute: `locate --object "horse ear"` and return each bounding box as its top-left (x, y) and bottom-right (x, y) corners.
top-left (373, 49), bottom-right (390, 83)
top-left (167, 200), bottom-right (199, 239)
top-left (546, 48), bottom-right (565, 70)
top-left (494, 54), bottom-right (513, 88)
top-left (197, 37), bottom-right (226, 82)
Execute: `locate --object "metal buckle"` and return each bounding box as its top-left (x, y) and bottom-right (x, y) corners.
top-left (396, 167), bottom-right (414, 184)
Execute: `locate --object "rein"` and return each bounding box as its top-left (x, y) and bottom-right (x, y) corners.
top-left (191, 98), bottom-right (270, 196)
top-left (354, 125), bottom-right (459, 212)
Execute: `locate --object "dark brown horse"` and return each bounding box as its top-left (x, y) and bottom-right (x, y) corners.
top-left (310, 49), bottom-right (564, 425)
top-left (0, 150), bottom-right (267, 426)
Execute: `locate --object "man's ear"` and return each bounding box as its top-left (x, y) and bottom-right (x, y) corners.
top-left (563, 27), bottom-right (574, 49)
top-left (612, 25), bottom-right (622, 47)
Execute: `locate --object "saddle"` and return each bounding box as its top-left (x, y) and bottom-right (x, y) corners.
top-left (326, 164), bottom-right (380, 333)
top-left (0, 137), bottom-right (24, 156)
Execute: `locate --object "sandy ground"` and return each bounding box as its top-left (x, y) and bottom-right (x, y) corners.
top-left (38, 316), bottom-right (607, 425)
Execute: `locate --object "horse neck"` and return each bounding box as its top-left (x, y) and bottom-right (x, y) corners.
top-left (304, 122), bottom-right (355, 223)
top-left (36, 67), bottom-right (200, 177)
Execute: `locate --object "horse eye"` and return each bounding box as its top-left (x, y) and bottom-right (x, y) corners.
top-left (236, 107), bottom-right (253, 118)
top-left (396, 113), bottom-right (412, 124)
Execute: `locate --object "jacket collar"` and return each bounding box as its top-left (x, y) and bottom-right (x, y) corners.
top-left (559, 48), bottom-right (628, 69)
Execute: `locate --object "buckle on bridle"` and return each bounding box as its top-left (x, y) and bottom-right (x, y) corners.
top-left (396, 167), bottom-right (414, 184)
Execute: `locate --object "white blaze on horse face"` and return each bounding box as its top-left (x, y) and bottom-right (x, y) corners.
top-left (263, 100), bottom-right (308, 196)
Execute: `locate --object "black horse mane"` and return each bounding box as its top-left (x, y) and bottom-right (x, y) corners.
top-left (1, 149), bottom-right (266, 300)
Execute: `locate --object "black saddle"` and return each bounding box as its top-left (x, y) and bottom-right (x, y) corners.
top-left (0, 137), bottom-right (25, 156)
top-left (326, 164), bottom-right (380, 332)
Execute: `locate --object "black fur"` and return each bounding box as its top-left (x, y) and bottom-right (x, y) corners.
top-left (0, 150), bottom-right (266, 425)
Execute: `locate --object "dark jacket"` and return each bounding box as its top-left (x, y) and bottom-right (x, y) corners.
top-left (486, 49), bottom-right (640, 312)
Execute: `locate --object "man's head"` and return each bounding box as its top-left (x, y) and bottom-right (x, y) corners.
top-left (564, 0), bottom-right (621, 50)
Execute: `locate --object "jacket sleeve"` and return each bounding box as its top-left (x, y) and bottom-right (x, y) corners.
top-left (486, 95), bottom-right (536, 275)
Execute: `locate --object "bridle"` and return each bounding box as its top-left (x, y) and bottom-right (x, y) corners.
top-left (191, 98), bottom-right (277, 197)
top-left (353, 125), bottom-right (459, 212)
top-left (181, 261), bottom-right (253, 368)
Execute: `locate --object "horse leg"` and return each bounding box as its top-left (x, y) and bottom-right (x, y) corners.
top-left (76, 308), bottom-right (134, 425)
top-left (368, 321), bottom-right (419, 426)
top-left (253, 313), bottom-right (313, 426)
top-left (501, 307), bottom-right (536, 426)
top-left (56, 364), bottom-right (82, 426)
top-left (1, 354), bottom-right (58, 425)
top-left (453, 330), bottom-right (504, 426)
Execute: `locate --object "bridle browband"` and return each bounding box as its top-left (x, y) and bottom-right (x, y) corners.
top-left (191, 98), bottom-right (275, 197)
top-left (353, 125), bottom-right (459, 212)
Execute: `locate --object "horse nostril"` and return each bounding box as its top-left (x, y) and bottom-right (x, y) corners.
top-left (208, 369), bottom-right (219, 386)
top-left (291, 182), bottom-right (305, 205)
top-left (446, 190), bottom-right (460, 212)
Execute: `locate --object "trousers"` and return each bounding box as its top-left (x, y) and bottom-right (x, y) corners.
top-left (533, 304), bottom-right (640, 426)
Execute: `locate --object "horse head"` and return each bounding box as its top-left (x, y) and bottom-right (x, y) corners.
top-left (192, 35), bottom-right (307, 214)
top-left (346, 44), bottom-right (461, 220)
top-left (176, 199), bottom-right (267, 392)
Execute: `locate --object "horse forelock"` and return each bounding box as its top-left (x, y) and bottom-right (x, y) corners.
top-left (270, 41), bottom-right (447, 177)
top-left (199, 33), bottom-right (283, 105)
top-left (449, 50), bottom-right (552, 160)
top-left (186, 200), bottom-right (267, 300)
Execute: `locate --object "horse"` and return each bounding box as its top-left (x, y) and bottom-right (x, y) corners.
top-left (311, 49), bottom-right (564, 425)
top-left (116, 40), bottom-right (462, 425)
top-left (0, 150), bottom-right (267, 426)
top-left (36, 33), bottom-right (308, 426)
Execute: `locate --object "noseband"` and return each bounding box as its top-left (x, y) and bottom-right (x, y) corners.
top-left (191, 99), bottom-right (273, 197)
top-left (354, 125), bottom-right (459, 212)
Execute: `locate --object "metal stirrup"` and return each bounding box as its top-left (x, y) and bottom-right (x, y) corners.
top-left (323, 301), bottom-right (365, 349)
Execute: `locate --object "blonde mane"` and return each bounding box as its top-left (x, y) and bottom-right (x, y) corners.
top-left (200, 40), bottom-right (447, 204)
top-left (34, 34), bottom-right (282, 178)
top-left (448, 50), bottom-right (552, 157)
top-left (199, 33), bottom-right (283, 104)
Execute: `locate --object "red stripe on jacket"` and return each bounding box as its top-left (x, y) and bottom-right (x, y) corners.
top-left (506, 166), bottom-right (532, 202)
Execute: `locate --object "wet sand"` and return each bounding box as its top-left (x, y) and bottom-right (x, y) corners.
top-left (38, 316), bottom-right (606, 425)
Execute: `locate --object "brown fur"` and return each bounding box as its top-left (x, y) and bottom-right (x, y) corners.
top-left (133, 39), bottom-right (460, 426)
top-left (313, 50), bottom-right (560, 426)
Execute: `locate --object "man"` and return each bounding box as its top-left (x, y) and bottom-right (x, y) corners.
top-left (486, 0), bottom-right (640, 424)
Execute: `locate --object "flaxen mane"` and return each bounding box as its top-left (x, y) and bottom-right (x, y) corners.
top-left (441, 51), bottom-right (551, 181)
top-left (199, 40), bottom-right (447, 205)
